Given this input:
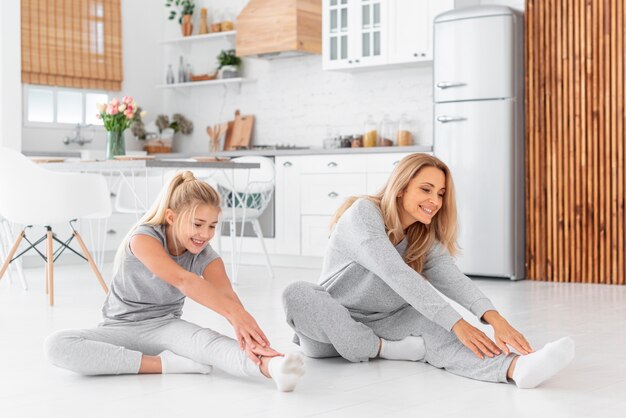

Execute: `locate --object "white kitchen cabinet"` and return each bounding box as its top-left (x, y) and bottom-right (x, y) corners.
top-left (274, 156), bottom-right (301, 255)
top-left (323, 0), bottom-right (457, 70)
top-left (301, 215), bottom-right (333, 257)
top-left (301, 173), bottom-right (367, 215)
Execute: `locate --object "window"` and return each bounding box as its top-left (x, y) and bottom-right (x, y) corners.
top-left (24, 85), bottom-right (108, 127)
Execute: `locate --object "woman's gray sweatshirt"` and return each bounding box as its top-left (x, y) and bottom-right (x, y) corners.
top-left (319, 198), bottom-right (496, 331)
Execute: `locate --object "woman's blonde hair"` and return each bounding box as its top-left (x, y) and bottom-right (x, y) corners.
top-left (330, 153), bottom-right (458, 272)
top-left (113, 171), bottom-right (221, 274)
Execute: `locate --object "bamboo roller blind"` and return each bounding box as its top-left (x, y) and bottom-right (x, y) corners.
top-left (21, 0), bottom-right (123, 91)
top-left (525, 0), bottom-right (625, 284)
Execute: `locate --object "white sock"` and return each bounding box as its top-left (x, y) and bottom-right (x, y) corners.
top-left (158, 350), bottom-right (213, 374)
top-left (512, 337), bottom-right (575, 389)
top-left (267, 352), bottom-right (305, 392)
top-left (379, 336), bottom-right (426, 361)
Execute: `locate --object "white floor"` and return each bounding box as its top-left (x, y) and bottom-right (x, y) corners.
top-left (1, 262), bottom-right (625, 418)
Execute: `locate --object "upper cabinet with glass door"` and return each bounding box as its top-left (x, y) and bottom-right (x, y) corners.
top-left (323, 0), bottom-right (456, 71)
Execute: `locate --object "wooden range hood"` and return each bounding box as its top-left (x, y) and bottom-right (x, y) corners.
top-left (236, 0), bottom-right (321, 59)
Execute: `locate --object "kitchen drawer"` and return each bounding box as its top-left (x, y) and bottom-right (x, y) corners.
top-left (298, 155), bottom-right (366, 174)
top-left (301, 215), bottom-right (332, 257)
top-left (300, 173), bottom-right (367, 215)
top-left (366, 152), bottom-right (412, 172)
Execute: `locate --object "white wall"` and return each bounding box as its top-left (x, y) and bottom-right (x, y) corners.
top-left (21, 0), bottom-right (164, 154)
top-left (0, 1), bottom-right (22, 150)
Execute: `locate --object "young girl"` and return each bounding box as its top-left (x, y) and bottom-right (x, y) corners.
top-left (45, 171), bottom-right (304, 392)
top-left (282, 153), bottom-right (574, 389)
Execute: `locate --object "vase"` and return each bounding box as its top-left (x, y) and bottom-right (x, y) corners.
top-left (106, 130), bottom-right (126, 159)
top-left (181, 14), bottom-right (193, 36)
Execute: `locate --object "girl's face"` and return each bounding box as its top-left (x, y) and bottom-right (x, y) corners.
top-left (166, 204), bottom-right (220, 255)
top-left (397, 166), bottom-right (446, 229)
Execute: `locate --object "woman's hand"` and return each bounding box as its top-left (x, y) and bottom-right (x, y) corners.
top-left (483, 311), bottom-right (533, 355)
top-left (244, 344), bottom-right (283, 366)
top-left (227, 307), bottom-right (271, 351)
top-left (452, 319), bottom-right (502, 359)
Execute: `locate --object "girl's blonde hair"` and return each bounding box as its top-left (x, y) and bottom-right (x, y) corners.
top-left (330, 153), bottom-right (458, 273)
top-left (113, 171), bottom-right (221, 275)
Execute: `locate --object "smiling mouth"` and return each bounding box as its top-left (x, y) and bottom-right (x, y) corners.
top-left (419, 205), bottom-right (435, 216)
top-left (190, 238), bottom-right (206, 247)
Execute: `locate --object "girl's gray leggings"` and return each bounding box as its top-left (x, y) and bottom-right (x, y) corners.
top-left (44, 314), bottom-right (262, 377)
top-left (282, 281), bottom-right (515, 383)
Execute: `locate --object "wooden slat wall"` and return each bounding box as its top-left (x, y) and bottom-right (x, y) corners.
top-left (21, 0), bottom-right (123, 91)
top-left (526, 0), bottom-right (625, 284)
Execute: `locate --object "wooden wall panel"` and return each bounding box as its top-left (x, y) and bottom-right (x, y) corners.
top-left (526, 0), bottom-right (625, 284)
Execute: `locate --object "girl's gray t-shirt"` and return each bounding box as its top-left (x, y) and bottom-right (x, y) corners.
top-left (102, 224), bottom-right (220, 322)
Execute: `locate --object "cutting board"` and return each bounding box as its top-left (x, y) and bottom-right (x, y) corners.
top-left (224, 110), bottom-right (254, 150)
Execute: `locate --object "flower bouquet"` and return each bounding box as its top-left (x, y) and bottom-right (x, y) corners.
top-left (97, 96), bottom-right (146, 159)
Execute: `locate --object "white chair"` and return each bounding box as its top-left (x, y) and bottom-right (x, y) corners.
top-left (0, 147), bottom-right (111, 306)
top-left (113, 172), bottom-right (166, 215)
top-left (214, 156), bottom-right (275, 281)
top-left (0, 215), bottom-right (27, 289)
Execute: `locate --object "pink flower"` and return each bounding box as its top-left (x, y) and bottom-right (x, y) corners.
top-left (110, 98), bottom-right (120, 106)
top-left (122, 96), bottom-right (133, 104)
top-left (124, 109), bottom-right (133, 118)
top-left (96, 114), bottom-right (101, 119)
top-left (107, 105), bottom-right (118, 115)
top-left (125, 105), bottom-right (133, 113)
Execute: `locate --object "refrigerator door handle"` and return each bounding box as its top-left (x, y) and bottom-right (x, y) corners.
top-left (436, 115), bottom-right (466, 123)
top-left (435, 81), bottom-right (466, 89)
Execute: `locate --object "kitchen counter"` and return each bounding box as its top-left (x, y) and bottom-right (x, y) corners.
top-left (165, 145), bottom-right (432, 159)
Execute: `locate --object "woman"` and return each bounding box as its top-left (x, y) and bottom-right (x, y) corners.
top-left (282, 153), bottom-right (573, 388)
top-left (45, 171), bottom-right (304, 392)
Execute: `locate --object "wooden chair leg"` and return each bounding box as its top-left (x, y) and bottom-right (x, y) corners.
top-left (73, 230), bottom-right (109, 294)
top-left (46, 230), bottom-right (54, 306)
top-left (0, 230), bottom-right (25, 282)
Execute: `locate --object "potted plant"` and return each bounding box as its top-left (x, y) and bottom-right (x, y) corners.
top-left (217, 49), bottom-right (242, 79)
top-left (165, 0), bottom-right (195, 36)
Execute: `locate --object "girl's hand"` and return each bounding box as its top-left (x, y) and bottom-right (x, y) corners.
top-left (491, 318), bottom-right (533, 356)
top-left (228, 307), bottom-right (271, 350)
top-left (452, 319), bottom-right (502, 359)
top-left (244, 344), bottom-right (283, 366)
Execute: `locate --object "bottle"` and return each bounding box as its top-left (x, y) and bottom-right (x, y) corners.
top-left (363, 114), bottom-right (377, 147)
top-left (186, 63), bottom-right (192, 82)
top-left (199, 8), bottom-right (209, 35)
top-left (166, 64), bottom-right (175, 84)
top-left (397, 113), bottom-right (415, 146)
top-left (178, 56), bottom-right (185, 83)
top-left (378, 114), bottom-right (396, 147)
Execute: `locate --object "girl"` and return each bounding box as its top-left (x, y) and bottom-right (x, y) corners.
top-left (45, 171), bottom-right (304, 392)
top-left (282, 153), bottom-right (574, 389)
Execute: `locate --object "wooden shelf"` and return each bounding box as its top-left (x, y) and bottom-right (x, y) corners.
top-left (160, 31), bottom-right (236, 45)
top-left (156, 78), bottom-right (252, 89)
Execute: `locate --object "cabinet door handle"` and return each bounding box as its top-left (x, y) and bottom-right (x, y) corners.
top-left (110, 192), bottom-right (117, 198)
top-left (327, 162), bottom-right (338, 167)
top-left (435, 81), bottom-right (466, 89)
top-left (328, 192), bottom-right (339, 198)
top-left (436, 115), bottom-right (466, 124)
top-left (355, 59), bottom-right (360, 63)
top-left (393, 160), bottom-right (400, 166)
top-left (283, 161), bottom-right (293, 167)
top-left (107, 229), bottom-right (117, 235)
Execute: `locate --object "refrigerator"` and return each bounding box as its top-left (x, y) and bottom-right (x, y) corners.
top-left (433, 6), bottom-right (524, 280)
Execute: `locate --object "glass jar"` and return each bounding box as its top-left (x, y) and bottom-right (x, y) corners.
top-left (397, 113), bottom-right (415, 147)
top-left (378, 114), bottom-right (396, 147)
top-left (363, 114), bottom-right (378, 147)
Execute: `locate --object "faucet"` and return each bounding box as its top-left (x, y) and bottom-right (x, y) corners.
top-left (63, 123), bottom-right (94, 146)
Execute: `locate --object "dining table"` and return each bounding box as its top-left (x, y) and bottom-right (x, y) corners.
top-left (42, 157), bottom-right (260, 284)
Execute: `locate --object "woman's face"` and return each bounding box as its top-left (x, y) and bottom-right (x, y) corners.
top-left (166, 204), bottom-right (220, 255)
top-left (397, 166), bottom-right (446, 229)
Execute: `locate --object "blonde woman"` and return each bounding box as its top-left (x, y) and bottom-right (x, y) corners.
top-left (45, 171), bottom-right (304, 392)
top-left (282, 154), bottom-right (573, 389)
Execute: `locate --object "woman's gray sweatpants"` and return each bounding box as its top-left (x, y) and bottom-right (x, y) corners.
top-left (44, 314), bottom-right (263, 377)
top-left (282, 282), bottom-right (514, 383)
